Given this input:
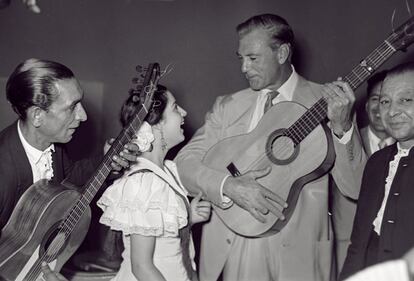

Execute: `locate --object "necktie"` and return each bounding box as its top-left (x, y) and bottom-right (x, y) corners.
top-left (263, 90), bottom-right (279, 114)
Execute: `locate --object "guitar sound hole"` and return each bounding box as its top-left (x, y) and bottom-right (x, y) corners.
top-left (266, 129), bottom-right (299, 165)
top-left (39, 221), bottom-right (68, 262)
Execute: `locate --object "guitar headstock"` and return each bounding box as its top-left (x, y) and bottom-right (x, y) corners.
top-left (389, 16), bottom-right (414, 51)
top-left (129, 63), bottom-right (161, 112)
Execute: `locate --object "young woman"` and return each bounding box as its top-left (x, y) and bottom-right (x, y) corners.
top-left (97, 85), bottom-right (211, 281)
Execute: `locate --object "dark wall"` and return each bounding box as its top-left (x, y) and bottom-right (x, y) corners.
top-left (1, 0), bottom-right (414, 153)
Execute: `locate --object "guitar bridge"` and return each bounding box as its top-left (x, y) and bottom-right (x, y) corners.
top-left (227, 163), bottom-right (241, 177)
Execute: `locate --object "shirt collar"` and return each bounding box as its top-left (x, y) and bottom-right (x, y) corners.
top-left (368, 126), bottom-right (395, 147)
top-left (261, 64), bottom-right (298, 102)
top-left (396, 142), bottom-right (411, 157)
top-left (17, 120), bottom-right (55, 164)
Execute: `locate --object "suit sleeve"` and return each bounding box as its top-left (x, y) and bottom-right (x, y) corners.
top-left (330, 121), bottom-right (367, 200)
top-left (175, 96), bottom-right (230, 207)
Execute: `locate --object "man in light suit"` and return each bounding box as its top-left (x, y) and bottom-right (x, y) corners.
top-left (331, 70), bottom-right (395, 274)
top-left (176, 14), bottom-right (366, 281)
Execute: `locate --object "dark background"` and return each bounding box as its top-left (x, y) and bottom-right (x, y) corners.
top-left (1, 0), bottom-right (414, 272)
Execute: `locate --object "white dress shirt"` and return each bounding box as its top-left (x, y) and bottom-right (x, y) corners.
top-left (367, 126), bottom-right (395, 154)
top-left (372, 143), bottom-right (410, 235)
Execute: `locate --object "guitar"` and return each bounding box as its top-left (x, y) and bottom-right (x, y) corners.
top-left (203, 16), bottom-right (414, 238)
top-left (0, 63), bottom-right (161, 281)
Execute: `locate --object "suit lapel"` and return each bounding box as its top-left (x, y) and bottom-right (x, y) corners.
top-left (225, 88), bottom-right (259, 134)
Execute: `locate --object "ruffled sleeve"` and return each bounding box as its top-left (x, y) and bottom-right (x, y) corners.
top-left (97, 167), bottom-right (188, 237)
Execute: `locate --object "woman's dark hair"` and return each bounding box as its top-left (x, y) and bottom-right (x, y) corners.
top-left (120, 84), bottom-right (168, 127)
top-left (6, 58), bottom-right (75, 120)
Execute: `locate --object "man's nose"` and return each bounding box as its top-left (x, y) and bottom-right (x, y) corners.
top-left (76, 103), bottom-right (88, 122)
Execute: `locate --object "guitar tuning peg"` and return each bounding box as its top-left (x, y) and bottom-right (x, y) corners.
top-left (135, 65), bottom-right (143, 73)
top-left (131, 77), bottom-right (140, 84)
top-left (128, 88), bottom-right (135, 95)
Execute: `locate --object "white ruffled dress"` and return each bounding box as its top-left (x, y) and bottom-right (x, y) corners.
top-left (97, 157), bottom-right (195, 281)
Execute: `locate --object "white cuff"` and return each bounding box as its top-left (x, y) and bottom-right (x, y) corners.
top-left (219, 175), bottom-right (233, 208)
top-left (333, 123), bottom-right (354, 144)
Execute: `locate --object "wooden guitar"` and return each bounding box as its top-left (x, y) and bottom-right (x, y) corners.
top-left (0, 63), bottom-right (161, 281)
top-left (204, 16), bottom-right (414, 238)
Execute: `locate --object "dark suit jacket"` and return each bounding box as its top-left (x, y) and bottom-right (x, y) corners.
top-left (0, 121), bottom-right (99, 229)
top-left (340, 143), bottom-right (414, 279)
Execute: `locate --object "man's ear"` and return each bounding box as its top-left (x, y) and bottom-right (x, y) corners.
top-left (277, 43), bottom-right (291, 64)
top-left (27, 106), bottom-right (45, 127)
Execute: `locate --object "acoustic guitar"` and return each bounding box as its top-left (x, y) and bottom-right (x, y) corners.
top-left (0, 63), bottom-right (161, 281)
top-left (204, 16), bottom-right (414, 238)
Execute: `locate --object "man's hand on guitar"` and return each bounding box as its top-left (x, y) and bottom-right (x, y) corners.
top-left (105, 138), bottom-right (140, 172)
top-left (41, 262), bottom-right (68, 281)
top-left (223, 167), bottom-right (287, 223)
top-left (322, 80), bottom-right (355, 138)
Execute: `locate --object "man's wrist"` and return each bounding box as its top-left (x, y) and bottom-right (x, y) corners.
top-left (332, 121), bottom-right (352, 138)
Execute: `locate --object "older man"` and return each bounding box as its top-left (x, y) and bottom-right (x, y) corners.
top-left (0, 58), bottom-right (137, 280)
top-left (176, 14), bottom-right (366, 281)
top-left (340, 62), bottom-right (414, 279)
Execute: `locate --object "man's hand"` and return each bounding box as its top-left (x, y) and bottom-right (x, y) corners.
top-left (321, 80), bottom-right (355, 137)
top-left (41, 262), bottom-right (68, 281)
top-left (190, 192), bottom-right (212, 224)
top-left (223, 167), bottom-right (287, 223)
top-left (105, 138), bottom-right (140, 172)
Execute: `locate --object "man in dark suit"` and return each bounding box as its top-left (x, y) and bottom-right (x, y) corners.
top-left (331, 70), bottom-right (395, 274)
top-left (0, 58), bottom-right (137, 279)
top-left (340, 61), bottom-right (414, 279)
top-left (176, 13), bottom-right (366, 281)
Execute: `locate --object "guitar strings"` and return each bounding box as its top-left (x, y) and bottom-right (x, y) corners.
top-left (26, 107), bottom-right (148, 280)
top-left (25, 31), bottom-right (399, 281)
top-left (229, 38), bottom-right (396, 175)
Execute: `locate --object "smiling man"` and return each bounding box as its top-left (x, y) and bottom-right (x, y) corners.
top-left (176, 13), bottom-right (366, 281)
top-left (340, 62), bottom-right (414, 280)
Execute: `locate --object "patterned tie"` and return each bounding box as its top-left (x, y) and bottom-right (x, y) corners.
top-left (263, 90), bottom-right (279, 113)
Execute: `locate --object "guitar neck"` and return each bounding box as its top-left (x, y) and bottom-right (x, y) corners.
top-left (60, 105), bottom-right (148, 234)
top-left (285, 34), bottom-right (398, 144)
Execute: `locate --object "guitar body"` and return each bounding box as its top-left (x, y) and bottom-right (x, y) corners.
top-left (0, 179), bottom-right (90, 281)
top-left (203, 101), bottom-right (335, 237)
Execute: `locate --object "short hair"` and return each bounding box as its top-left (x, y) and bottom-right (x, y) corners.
top-left (236, 13), bottom-right (294, 50)
top-left (6, 58), bottom-right (75, 120)
top-left (120, 84), bottom-right (168, 127)
top-left (366, 70), bottom-right (388, 97)
top-left (384, 61), bottom-right (414, 82)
